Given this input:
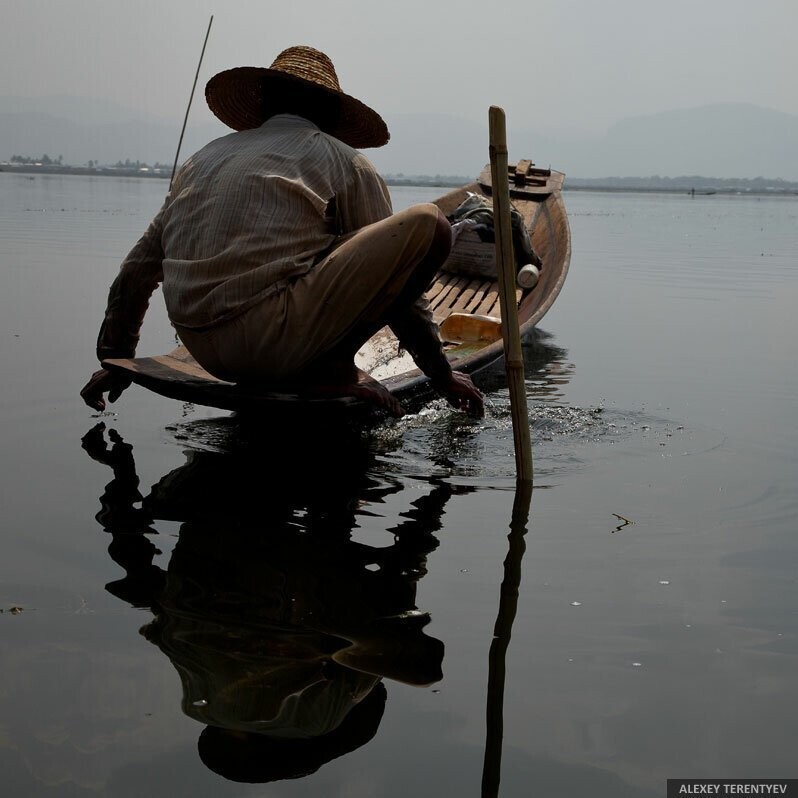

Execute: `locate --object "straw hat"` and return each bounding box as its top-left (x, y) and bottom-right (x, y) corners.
top-left (205, 46), bottom-right (389, 149)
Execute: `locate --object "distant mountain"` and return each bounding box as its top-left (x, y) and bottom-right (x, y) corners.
top-left (369, 112), bottom-right (579, 178)
top-left (1, 97), bottom-right (795, 180)
top-left (369, 113), bottom-right (488, 177)
top-left (0, 95), bottom-right (146, 125)
top-left (0, 96), bottom-right (227, 166)
top-left (582, 103), bottom-right (798, 179)
top-left (375, 104), bottom-right (798, 181)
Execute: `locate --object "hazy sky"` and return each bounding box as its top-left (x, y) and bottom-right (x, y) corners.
top-left (1, 0), bottom-right (796, 137)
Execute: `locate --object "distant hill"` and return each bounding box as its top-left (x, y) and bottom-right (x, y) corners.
top-left (1, 97), bottom-right (796, 180)
top-left (374, 103), bottom-right (798, 181)
top-left (582, 103), bottom-right (798, 179)
top-left (0, 95), bottom-right (227, 166)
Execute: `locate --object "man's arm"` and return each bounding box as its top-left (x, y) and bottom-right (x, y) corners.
top-left (387, 219), bottom-right (484, 418)
top-left (336, 157), bottom-right (447, 376)
top-left (81, 207), bottom-right (166, 410)
top-left (337, 156), bottom-right (483, 417)
top-left (97, 207), bottom-right (166, 359)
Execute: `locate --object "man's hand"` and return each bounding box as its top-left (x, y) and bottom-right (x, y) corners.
top-left (433, 371), bottom-right (484, 418)
top-left (80, 368), bottom-right (132, 412)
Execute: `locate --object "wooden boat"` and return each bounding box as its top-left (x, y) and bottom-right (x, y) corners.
top-left (103, 160), bottom-right (571, 413)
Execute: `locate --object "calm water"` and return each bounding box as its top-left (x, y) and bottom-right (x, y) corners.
top-left (0, 172), bottom-right (796, 797)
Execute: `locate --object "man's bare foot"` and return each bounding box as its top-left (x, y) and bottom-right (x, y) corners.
top-left (300, 363), bottom-right (405, 417)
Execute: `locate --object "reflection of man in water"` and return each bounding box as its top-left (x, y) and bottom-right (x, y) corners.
top-left (83, 422), bottom-right (462, 783)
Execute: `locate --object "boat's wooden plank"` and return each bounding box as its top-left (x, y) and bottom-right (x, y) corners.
top-left (103, 353), bottom-right (359, 411)
top-left (483, 286), bottom-right (523, 319)
top-left (449, 278), bottom-right (484, 315)
top-left (436, 274), bottom-right (473, 307)
top-left (148, 350), bottom-right (223, 381)
top-left (478, 164), bottom-right (565, 195)
top-left (105, 347), bottom-right (359, 402)
top-left (464, 281), bottom-right (492, 313)
top-left (475, 283), bottom-right (500, 316)
top-left (430, 274), bottom-right (467, 310)
top-left (432, 276), bottom-right (471, 321)
top-left (425, 273), bottom-right (455, 303)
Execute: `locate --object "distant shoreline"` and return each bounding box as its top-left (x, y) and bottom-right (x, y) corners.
top-left (2, 164), bottom-right (797, 196)
top-left (1, 164), bottom-right (169, 179)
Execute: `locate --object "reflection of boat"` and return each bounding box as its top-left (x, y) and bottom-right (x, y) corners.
top-left (103, 161), bottom-right (571, 413)
top-left (82, 420), bottom-right (462, 783)
top-left (475, 326), bottom-right (573, 402)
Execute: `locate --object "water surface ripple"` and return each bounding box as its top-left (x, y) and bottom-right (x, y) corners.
top-left (1, 175), bottom-right (797, 797)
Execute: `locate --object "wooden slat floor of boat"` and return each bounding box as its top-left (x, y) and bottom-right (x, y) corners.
top-left (433, 276), bottom-right (471, 318)
top-left (448, 278), bottom-right (485, 314)
top-left (428, 274), bottom-right (523, 323)
top-left (462, 280), bottom-right (493, 314)
top-left (435, 284), bottom-right (470, 321)
top-left (425, 273), bottom-right (456, 304)
top-left (429, 276), bottom-right (466, 312)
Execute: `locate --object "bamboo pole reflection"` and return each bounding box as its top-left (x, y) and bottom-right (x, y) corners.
top-left (481, 477), bottom-right (534, 797)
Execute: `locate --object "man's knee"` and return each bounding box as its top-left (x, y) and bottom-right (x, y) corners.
top-left (402, 202), bottom-right (448, 232)
top-left (400, 203), bottom-right (451, 261)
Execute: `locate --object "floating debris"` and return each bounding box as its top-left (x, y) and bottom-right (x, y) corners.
top-left (611, 513), bottom-right (634, 533)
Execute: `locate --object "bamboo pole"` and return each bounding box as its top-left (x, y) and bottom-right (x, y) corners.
top-left (169, 15), bottom-right (214, 192)
top-left (489, 106), bottom-right (533, 482)
top-left (480, 479), bottom-right (533, 797)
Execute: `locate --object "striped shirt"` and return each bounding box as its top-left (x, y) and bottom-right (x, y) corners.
top-left (97, 114), bottom-right (393, 359)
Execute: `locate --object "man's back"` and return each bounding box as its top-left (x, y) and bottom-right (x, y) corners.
top-left (81, 45), bottom-right (483, 419)
top-left (161, 114), bottom-right (391, 330)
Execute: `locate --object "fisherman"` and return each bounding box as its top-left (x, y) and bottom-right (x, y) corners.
top-left (80, 46), bottom-right (484, 418)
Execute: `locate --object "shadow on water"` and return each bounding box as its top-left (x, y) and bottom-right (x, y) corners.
top-left (81, 418), bottom-right (469, 784)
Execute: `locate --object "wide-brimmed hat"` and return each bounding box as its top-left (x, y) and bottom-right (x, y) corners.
top-left (205, 45), bottom-right (389, 149)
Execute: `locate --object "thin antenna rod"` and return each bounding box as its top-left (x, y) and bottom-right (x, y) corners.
top-left (169, 14), bottom-right (214, 191)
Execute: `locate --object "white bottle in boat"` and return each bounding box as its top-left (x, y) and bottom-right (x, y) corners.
top-left (516, 263), bottom-right (540, 289)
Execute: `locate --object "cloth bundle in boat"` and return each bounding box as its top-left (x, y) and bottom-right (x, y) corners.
top-left (443, 193), bottom-right (541, 283)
